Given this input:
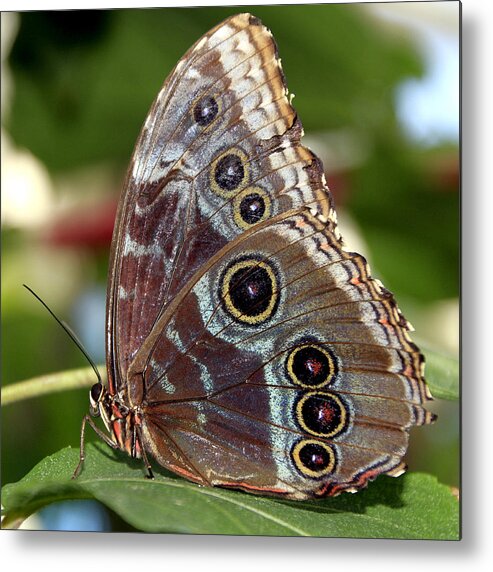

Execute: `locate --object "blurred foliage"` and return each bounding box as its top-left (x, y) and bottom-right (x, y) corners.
top-left (7, 6), bottom-right (422, 170)
top-left (2, 5), bottom-right (459, 532)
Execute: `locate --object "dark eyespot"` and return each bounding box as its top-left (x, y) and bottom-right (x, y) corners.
top-left (193, 95), bottom-right (219, 126)
top-left (230, 266), bottom-right (271, 316)
top-left (220, 257), bottom-right (279, 325)
top-left (233, 187), bottom-right (271, 229)
top-left (295, 391), bottom-right (349, 437)
top-left (214, 153), bottom-right (245, 191)
top-left (287, 344), bottom-right (338, 388)
top-left (210, 149), bottom-right (249, 198)
top-left (291, 439), bottom-right (337, 478)
top-left (240, 193), bottom-right (266, 223)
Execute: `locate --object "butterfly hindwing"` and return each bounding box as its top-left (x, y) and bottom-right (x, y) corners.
top-left (137, 209), bottom-right (432, 498)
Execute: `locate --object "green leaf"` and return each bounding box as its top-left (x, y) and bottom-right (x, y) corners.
top-left (2, 444), bottom-right (459, 538)
top-left (421, 344), bottom-right (459, 401)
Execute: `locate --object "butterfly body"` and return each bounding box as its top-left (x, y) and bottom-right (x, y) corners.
top-left (81, 13), bottom-right (434, 500)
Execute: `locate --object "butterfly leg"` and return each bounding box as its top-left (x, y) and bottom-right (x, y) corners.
top-left (72, 414), bottom-right (120, 479)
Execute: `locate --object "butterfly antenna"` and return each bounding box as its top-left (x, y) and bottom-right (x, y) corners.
top-left (23, 284), bottom-right (102, 385)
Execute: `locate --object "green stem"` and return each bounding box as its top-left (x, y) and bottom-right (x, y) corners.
top-left (1, 366), bottom-right (106, 406)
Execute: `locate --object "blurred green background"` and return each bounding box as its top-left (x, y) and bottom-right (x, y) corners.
top-left (1, 4), bottom-right (459, 530)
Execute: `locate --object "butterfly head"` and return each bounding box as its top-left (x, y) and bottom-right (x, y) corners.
top-left (89, 382), bottom-right (104, 417)
top-left (88, 382), bottom-right (119, 437)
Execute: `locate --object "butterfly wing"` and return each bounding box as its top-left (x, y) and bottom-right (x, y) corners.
top-left (138, 209), bottom-right (434, 499)
top-left (107, 13), bottom-right (333, 394)
top-left (106, 13), bottom-right (434, 499)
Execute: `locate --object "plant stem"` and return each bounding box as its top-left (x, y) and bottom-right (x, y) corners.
top-left (1, 366), bottom-right (106, 406)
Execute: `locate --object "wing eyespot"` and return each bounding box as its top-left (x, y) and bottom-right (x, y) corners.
top-left (192, 93), bottom-right (221, 127)
top-left (210, 148), bottom-right (249, 198)
top-left (219, 256), bottom-right (279, 325)
top-left (232, 186), bottom-right (272, 229)
top-left (291, 439), bottom-right (337, 479)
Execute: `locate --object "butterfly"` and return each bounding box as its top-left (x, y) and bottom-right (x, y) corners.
top-left (74, 13), bottom-right (435, 499)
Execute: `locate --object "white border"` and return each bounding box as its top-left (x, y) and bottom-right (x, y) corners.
top-left (2, 0), bottom-right (490, 570)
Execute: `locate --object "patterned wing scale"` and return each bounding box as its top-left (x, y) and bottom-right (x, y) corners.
top-left (107, 13), bottom-right (332, 392)
top-left (99, 13), bottom-right (435, 499)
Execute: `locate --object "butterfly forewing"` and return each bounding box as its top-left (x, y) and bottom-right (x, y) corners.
top-left (106, 14), bottom-right (333, 393)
